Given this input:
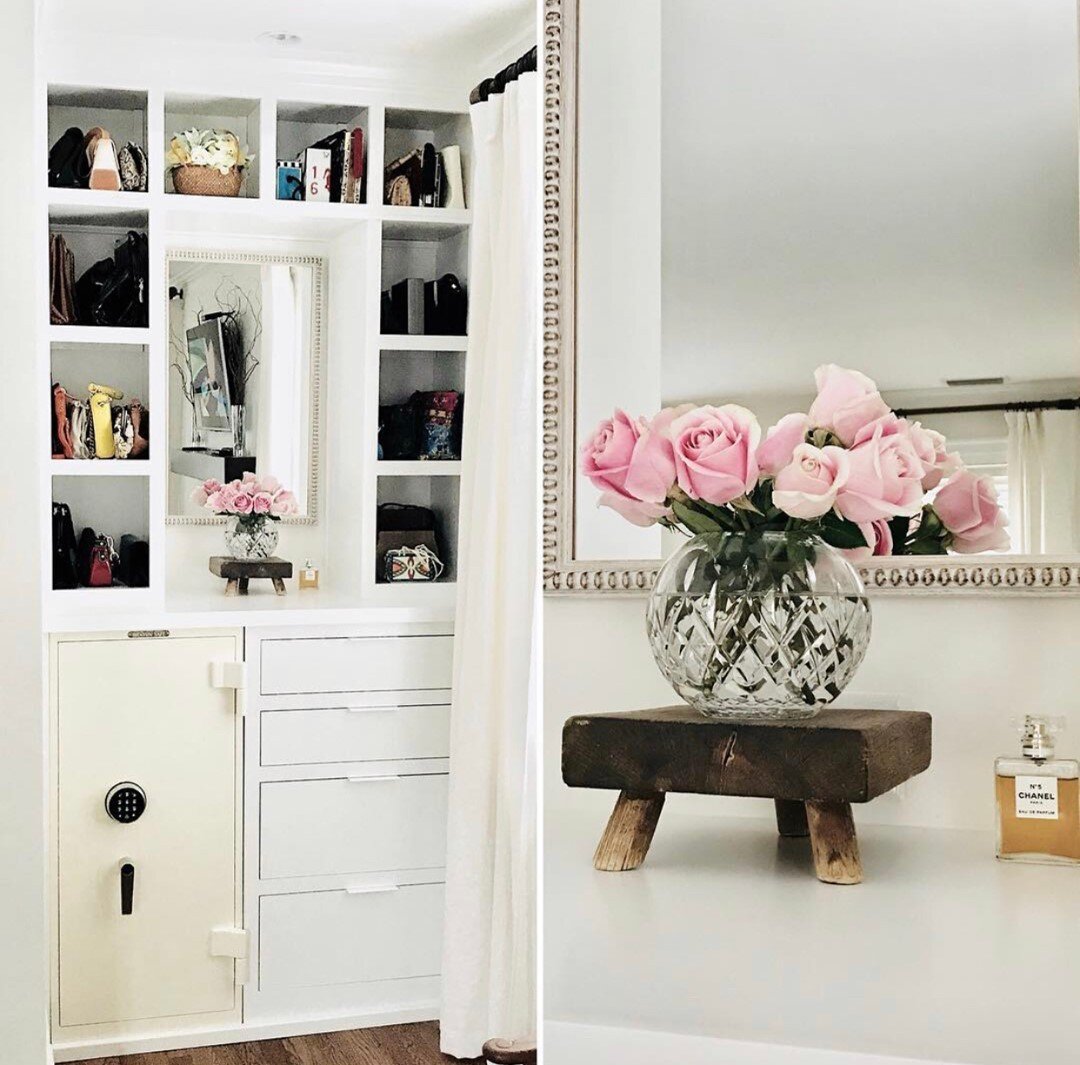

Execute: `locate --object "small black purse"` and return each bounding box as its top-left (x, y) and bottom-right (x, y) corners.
top-left (75, 231), bottom-right (148, 328)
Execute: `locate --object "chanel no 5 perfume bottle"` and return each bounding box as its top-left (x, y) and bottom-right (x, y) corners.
top-left (995, 716), bottom-right (1080, 865)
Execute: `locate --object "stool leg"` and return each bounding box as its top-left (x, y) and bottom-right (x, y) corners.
top-left (593, 790), bottom-right (665, 872)
top-left (805, 800), bottom-right (862, 885)
top-left (238, 577), bottom-right (250, 595)
top-left (774, 798), bottom-right (809, 838)
top-left (224, 578), bottom-right (240, 597)
top-left (271, 577), bottom-right (287, 596)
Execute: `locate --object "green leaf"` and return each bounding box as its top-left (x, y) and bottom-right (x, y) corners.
top-left (671, 499), bottom-right (719, 536)
top-left (817, 514), bottom-right (868, 550)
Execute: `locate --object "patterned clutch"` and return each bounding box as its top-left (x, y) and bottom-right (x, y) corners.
top-left (384, 544), bottom-right (445, 582)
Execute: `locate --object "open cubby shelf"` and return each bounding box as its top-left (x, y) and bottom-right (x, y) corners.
top-left (42, 82), bottom-right (473, 613)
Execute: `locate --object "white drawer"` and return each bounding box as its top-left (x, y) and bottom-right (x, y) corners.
top-left (259, 635), bottom-right (453, 696)
top-left (259, 883), bottom-right (444, 990)
top-left (261, 704), bottom-right (451, 766)
top-left (260, 774), bottom-right (449, 879)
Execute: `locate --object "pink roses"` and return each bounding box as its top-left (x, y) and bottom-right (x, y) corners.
top-left (932, 469), bottom-right (1010, 553)
top-left (581, 363), bottom-right (1010, 557)
top-left (192, 472), bottom-right (299, 519)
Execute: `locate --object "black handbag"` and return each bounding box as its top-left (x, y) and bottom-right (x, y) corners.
top-left (52, 503), bottom-right (78, 590)
top-left (378, 402), bottom-right (421, 459)
top-left (75, 231), bottom-right (148, 327)
top-left (424, 273), bottom-right (468, 335)
top-left (48, 126), bottom-right (90, 189)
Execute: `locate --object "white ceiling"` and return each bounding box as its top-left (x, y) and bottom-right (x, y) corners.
top-left (43, 0), bottom-right (533, 70)
top-left (661, 0), bottom-right (1080, 404)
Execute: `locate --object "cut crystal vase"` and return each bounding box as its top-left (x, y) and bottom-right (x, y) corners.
top-left (224, 516), bottom-right (279, 560)
top-left (645, 530), bottom-right (872, 720)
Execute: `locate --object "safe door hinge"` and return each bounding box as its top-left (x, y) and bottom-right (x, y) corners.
top-left (211, 660), bottom-right (246, 691)
top-left (210, 926), bottom-right (250, 985)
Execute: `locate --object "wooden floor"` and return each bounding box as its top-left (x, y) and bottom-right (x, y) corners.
top-left (82, 1022), bottom-right (481, 1065)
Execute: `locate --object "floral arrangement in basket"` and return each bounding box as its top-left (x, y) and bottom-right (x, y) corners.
top-left (581, 364), bottom-right (1010, 558)
top-left (192, 473), bottom-right (298, 560)
top-left (165, 128), bottom-right (253, 197)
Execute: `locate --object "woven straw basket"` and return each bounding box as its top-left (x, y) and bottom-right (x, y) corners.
top-left (172, 164), bottom-right (244, 197)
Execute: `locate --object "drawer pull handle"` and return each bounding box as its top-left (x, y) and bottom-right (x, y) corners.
top-left (346, 774), bottom-right (402, 783)
top-left (345, 706), bottom-right (400, 714)
top-left (345, 883), bottom-right (400, 895)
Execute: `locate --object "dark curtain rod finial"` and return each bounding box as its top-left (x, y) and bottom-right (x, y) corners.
top-left (470, 45), bottom-right (538, 105)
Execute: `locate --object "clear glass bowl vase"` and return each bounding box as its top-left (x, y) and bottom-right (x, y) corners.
top-left (645, 530), bottom-right (872, 720)
top-left (224, 516), bottom-right (279, 560)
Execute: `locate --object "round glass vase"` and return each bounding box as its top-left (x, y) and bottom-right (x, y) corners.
top-left (224, 515), bottom-right (279, 560)
top-left (645, 529), bottom-right (872, 721)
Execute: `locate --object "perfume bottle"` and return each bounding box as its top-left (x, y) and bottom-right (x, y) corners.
top-left (995, 716), bottom-right (1080, 865)
top-left (298, 559), bottom-right (320, 591)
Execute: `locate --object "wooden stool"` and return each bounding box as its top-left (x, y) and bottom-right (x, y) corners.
top-left (209, 556), bottom-right (293, 596)
top-left (562, 706), bottom-right (931, 885)
top-left (482, 1038), bottom-right (537, 1064)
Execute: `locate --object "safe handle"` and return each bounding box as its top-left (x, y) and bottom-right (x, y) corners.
top-left (119, 859), bottom-right (135, 916)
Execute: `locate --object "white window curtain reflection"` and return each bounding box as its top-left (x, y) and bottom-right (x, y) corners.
top-left (260, 264), bottom-right (310, 512)
top-left (1005, 409), bottom-right (1080, 553)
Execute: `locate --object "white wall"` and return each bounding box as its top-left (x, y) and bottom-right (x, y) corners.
top-left (0, 0), bottom-right (48, 1062)
top-left (660, 0), bottom-right (1080, 403)
top-left (545, 594), bottom-right (1080, 833)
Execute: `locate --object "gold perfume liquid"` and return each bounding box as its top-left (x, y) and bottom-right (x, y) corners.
top-left (298, 560), bottom-right (320, 591)
top-left (995, 716), bottom-right (1080, 865)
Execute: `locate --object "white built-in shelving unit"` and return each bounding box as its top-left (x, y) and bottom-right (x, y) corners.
top-left (42, 82), bottom-right (473, 620)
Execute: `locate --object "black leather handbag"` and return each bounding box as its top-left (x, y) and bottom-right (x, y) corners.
top-left (424, 273), bottom-right (468, 335)
top-left (48, 126), bottom-right (90, 189)
top-left (52, 502), bottom-right (78, 590)
top-left (76, 231), bottom-right (148, 327)
top-left (378, 402), bottom-right (421, 459)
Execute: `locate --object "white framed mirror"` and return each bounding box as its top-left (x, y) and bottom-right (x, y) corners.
top-left (544, 0), bottom-right (1080, 595)
top-left (166, 249), bottom-right (325, 525)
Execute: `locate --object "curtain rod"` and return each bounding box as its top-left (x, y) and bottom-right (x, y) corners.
top-left (470, 45), bottom-right (537, 105)
top-left (894, 397), bottom-right (1080, 417)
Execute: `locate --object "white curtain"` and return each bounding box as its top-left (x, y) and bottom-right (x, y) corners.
top-left (440, 71), bottom-right (539, 1058)
top-left (1005, 409), bottom-right (1080, 553)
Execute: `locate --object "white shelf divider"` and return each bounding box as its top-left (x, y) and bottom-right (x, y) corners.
top-left (48, 325), bottom-right (152, 346)
top-left (376, 461), bottom-right (462, 477)
top-left (50, 461), bottom-right (150, 477)
top-left (379, 335), bottom-right (468, 352)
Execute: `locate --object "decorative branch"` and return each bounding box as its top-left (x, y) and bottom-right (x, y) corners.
top-left (208, 275), bottom-right (263, 406)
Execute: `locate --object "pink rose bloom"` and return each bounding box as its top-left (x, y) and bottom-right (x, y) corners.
top-left (843, 518), bottom-right (894, 563)
top-left (231, 491), bottom-right (254, 515)
top-left (834, 419), bottom-right (925, 523)
top-left (216, 485), bottom-right (240, 512)
top-left (933, 469), bottom-right (1010, 553)
top-left (270, 490), bottom-right (298, 517)
top-left (203, 478), bottom-right (222, 494)
top-left (239, 477), bottom-right (258, 496)
top-left (772, 443), bottom-right (850, 519)
top-left (808, 364), bottom-right (891, 446)
top-left (670, 404), bottom-right (761, 505)
top-left (621, 404), bottom-right (694, 504)
top-left (205, 488), bottom-right (228, 512)
top-left (900, 419), bottom-right (960, 490)
top-left (758, 413), bottom-right (811, 476)
top-left (258, 475), bottom-right (281, 495)
top-left (252, 492), bottom-right (273, 515)
top-left (242, 472), bottom-right (257, 485)
top-left (580, 410), bottom-right (671, 527)
top-left (190, 485), bottom-right (209, 507)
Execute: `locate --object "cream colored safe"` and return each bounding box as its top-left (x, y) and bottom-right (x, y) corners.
top-left (51, 631), bottom-right (243, 1040)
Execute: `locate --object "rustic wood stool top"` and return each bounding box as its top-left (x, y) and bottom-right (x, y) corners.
top-left (209, 556), bottom-right (293, 597)
top-left (563, 705), bottom-right (931, 885)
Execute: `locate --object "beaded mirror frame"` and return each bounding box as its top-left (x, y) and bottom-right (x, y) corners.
top-left (165, 248), bottom-right (325, 527)
top-left (541, 0), bottom-right (1080, 597)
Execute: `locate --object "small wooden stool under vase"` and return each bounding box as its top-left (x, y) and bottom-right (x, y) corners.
top-left (563, 705), bottom-right (931, 885)
top-left (209, 556), bottom-right (292, 596)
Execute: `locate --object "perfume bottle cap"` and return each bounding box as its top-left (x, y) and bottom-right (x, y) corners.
top-left (1017, 715), bottom-right (1064, 760)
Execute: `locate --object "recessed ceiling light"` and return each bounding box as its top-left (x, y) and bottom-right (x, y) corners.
top-left (258, 31), bottom-right (302, 47)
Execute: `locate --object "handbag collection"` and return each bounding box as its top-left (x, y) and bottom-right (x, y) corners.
top-left (52, 381), bottom-right (149, 461)
top-left (50, 229), bottom-right (149, 328)
top-left (52, 502), bottom-right (149, 590)
top-left (48, 125), bottom-right (147, 193)
top-left (375, 503), bottom-right (445, 583)
top-left (378, 390), bottom-right (463, 461)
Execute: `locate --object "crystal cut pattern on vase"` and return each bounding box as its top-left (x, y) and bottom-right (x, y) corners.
top-left (224, 517), bottom-right (279, 560)
top-left (645, 531), bottom-right (872, 720)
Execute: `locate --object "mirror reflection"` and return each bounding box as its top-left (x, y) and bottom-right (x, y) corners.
top-left (574, 0), bottom-right (1080, 562)
top-left (167, 256), bottom-right (318, 519)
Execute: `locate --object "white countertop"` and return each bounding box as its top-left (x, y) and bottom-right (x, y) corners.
top-left (545, 806), bottom-right (1078, 1065)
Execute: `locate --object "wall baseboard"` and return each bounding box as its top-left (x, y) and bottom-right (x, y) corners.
top-left (51, 1004), bottom-right (439, 1062)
